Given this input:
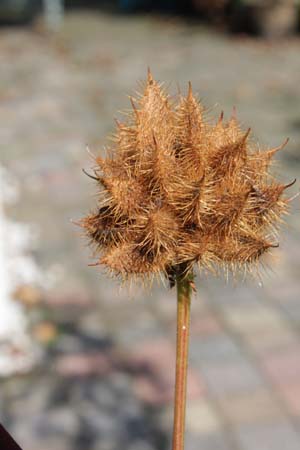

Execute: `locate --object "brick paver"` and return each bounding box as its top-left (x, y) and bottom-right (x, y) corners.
top-left (217, 389), bottom-right (283, 425)
top-left (1, 10), bottom-right (300, 450)
top-left (235, 421), bottom-right (300, 450)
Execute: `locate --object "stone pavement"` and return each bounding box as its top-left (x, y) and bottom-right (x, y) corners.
top-left (0, 9), bottom-right (300, 450)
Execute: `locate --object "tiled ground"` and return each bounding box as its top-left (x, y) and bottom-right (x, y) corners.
top-left (1, 9), bottom-right (300, 450)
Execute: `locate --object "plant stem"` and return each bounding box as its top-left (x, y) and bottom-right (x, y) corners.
top-left (172, 272), bottom-right (193, 450)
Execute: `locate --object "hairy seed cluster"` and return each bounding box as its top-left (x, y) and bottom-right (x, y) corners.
top-left (81, 71), bottom-right (293, 284)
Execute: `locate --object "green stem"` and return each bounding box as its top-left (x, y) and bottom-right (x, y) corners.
top-left (172, 272), bottom-right (193, 450)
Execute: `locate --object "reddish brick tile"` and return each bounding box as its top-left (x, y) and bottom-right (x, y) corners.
top-left (128, 338), bottom-right (206, 406)
top-left (190, 314), bottom-right (223, 337)
top-left (278, 382), bottom-right (300, 416)
top-left (261, 346), bottom-right (300, 387)
top-left (55, 352), bottom-right (112, 377)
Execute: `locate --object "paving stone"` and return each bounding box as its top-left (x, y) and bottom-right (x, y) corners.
top-left (277, 382), bottom-right (300, 416)
top-left (2, 9), bottom-right (300, 450)
top-left (235, 421), bottom-right (300, 450)
top-left (222, 304), bottom-right (287, 336)
top-left (190, 334), bottom-right (243, 364)
top-left (34, 407), bottom-right (79, 438)
top-left (261, 346), bottom-right (300, 386)
top-left (217, 389), bottom-right (283, 425)
top-left (11, 421), bottom-right (70, 450)
top-left (244, 326), bottom-right (299, 357)
top-left (293, 418), bottom-right (300, 436)
top-left (265, 282), bottom-right (300, 305)
top-left (281, 299), bottom-right (300, 325)
top-left (129, 338), bottom-right (206, 405)
top-left (150, 290), bottom-right (177, 322)
top-left (190, 313), bottom-right (223, 337)
top-left (184, 430), bottom-right (232, 450)
top-left (207, 284), bottom-right (263, 308)
top-left (128, 442), bottom-right (156, 450)
top-left (186, 400), bottom-right (222, 434)
top-left (199, 359), bottom-right (265, 397)
top-left (55, 352), bottom-right (112, 377)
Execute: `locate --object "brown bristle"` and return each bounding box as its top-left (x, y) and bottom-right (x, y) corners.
top-left (101, 243), bottom-right (169, 276)
top-left (136, 207), bottom-right (179, 258)
top-left (81, 71), bottom-right (293, 284)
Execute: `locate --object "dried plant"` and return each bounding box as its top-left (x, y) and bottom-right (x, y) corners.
top-left (82, 70), bottom-right (293, 285)
top-left (81, 70), bottom-right (294, 450)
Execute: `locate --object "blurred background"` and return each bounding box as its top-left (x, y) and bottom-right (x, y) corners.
top-left (0, 1), bottom-right (300, 450)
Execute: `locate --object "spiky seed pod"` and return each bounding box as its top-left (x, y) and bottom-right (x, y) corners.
top-left (81, 71), bottom-right (294, 283)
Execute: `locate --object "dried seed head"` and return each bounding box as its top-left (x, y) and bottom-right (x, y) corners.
top-left (81, 71), bottom-right (294, 284)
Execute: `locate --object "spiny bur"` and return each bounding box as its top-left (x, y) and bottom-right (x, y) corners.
top-left (81, 71), bottom-right (295, 285)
